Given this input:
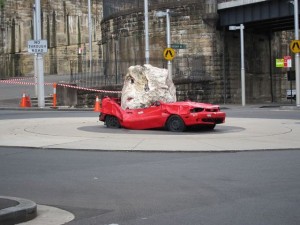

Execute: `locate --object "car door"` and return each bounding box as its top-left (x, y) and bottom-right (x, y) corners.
top-left (123, 104), bottom-right (167, 129)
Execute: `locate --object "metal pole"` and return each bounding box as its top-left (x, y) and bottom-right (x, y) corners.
top-left (294, 0), bottom-right (300, 106)
top-left (33, 4), bottom-right (38, 97)
top-left (88, 0), bottom-right (92, 71)
top-left (35, 0), bottom-right (45, 108)
top-left (144, 0), bottom-right (150, 64)
top-left (240, 24), bottom-right (246, 106)
top-left (166, 9), bottom-right (172, 79)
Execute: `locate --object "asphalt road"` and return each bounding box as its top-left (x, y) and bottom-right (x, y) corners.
top-left (0, 147), bottom-right (299, 225)
top-left (0, 108), bottom-right (299, 224)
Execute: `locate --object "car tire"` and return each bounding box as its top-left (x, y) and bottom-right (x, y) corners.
top-left (166, 115), bottom-right (186, 132)
top-left (105, 115), bottom-right (121, 128)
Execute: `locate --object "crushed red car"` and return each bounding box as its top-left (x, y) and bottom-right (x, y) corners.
top-left (99, 97), bottom-right (226, 132)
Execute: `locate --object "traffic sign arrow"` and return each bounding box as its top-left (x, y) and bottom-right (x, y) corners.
top-left (163, 48), bottom-right (176, 60)
top-left (290, 40), bottom-right (300, 53)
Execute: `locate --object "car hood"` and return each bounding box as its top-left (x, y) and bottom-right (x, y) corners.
top-left (162, 101), bottom-right (219, 109)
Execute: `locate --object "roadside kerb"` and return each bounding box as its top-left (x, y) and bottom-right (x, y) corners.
top-left (0, 115), bottom-right (299, 151)
top-left (0, 196), bottom-right (37, 225)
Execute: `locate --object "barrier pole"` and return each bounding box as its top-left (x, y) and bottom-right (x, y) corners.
top-left (53, 82), bottom-right (57, 108)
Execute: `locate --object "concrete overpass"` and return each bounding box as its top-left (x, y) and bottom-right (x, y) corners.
top-left (217, 0), bottom-right (296, 32)
top-left (217, 0), bottom-right (300, 107)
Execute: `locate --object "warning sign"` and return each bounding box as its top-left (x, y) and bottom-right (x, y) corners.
top-left (163, 48), bottom-right (176, 60)
top-left (290, 40), bottom-right (300, 53)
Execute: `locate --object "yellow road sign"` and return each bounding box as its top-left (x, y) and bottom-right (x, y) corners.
top-left (290, 40), bottom-right (300, 53)
top-left (163, 48), bottom-right (176, 60)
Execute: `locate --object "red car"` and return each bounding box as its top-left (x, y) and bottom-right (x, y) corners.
top-left (99, 97), bottom-right (226, 132)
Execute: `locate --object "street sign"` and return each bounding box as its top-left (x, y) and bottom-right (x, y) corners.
top-left (276, 57), bottom-right (292, 68)
top-left (171, 44), bottom-right (186, 49)
top-left (290, 40), bottom-right (300, 53)
top-left (163, 48), bottom-right (176, 60)
top-left (284, 56), bottom-right (292, 68)
top-left (28, 39), bottom-right (48, 54)
top-left (276, 59), bottom-right (284, 68)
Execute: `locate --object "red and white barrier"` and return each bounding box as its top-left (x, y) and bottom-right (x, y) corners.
top-left (53, 82), bottom-right (57, 108)
top-left (0, 77), bottom-right (122, 94)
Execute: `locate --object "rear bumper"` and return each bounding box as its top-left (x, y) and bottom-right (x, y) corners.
top-left (183, 112), bottom-right (226, 126)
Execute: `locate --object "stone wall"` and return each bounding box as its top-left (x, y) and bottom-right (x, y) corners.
top-left (0, 0), bottom-right (103, 76)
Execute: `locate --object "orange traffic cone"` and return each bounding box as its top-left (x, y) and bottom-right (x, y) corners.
top-left (20, 93), bottom-right (31, 108)
top-left (94, 96), bottom-right (101, 112)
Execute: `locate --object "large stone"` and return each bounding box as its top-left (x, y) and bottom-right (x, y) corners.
top-left (121, 64), bottom-right (177, 109)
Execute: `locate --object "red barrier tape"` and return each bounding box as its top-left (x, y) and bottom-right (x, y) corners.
top-left (57, 83), bottom-right (122, 94)
top-left (0, 78), bottom-right (122, 94)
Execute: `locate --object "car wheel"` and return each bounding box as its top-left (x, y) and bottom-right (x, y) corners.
top-left (166, 115), bottom-right (186, 132)
top-left (105, 115), bottom-right (120, 128)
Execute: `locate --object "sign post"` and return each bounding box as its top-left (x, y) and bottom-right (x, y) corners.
top-left (293, 0), bottom-right (300, 106)
top-left (156, 9), bottom-right (173, 79)
top-left (34, 0), bottom-right (45, 108)
top-left (284, 56), bottom-right (293, 103)
top-left (229, 24), bottom-right (245, 106)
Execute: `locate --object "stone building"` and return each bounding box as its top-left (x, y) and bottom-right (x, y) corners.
top-left (0, 0), bottom-right (293, 104)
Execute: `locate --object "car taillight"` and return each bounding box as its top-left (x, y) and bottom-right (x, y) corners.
top-left (205, 108), bottom-right (219, 112)
top-left (190, 108), bottom-right (204, 113)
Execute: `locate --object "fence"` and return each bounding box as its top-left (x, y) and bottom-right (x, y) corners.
top-left (68, 56), bottom-right (215, 88)
top-left (0, 53), bottom-right (218, 88)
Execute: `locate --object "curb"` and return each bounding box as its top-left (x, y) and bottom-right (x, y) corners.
top-left (0, 196), bottom-right (37, 225)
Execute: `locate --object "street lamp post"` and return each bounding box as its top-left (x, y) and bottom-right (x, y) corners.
top-left (156, 9), bottom-right (172, 79)
top-left (88, 0), bottom-right (92, 71)
top-left (229, 24), bottom-right (246, 106)
top-left (32, 4), bottom-right (38, 97)
top-left (144, 0), bottom-right (150, 64)
top-left (293, 0), bottom-right (300, 106)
